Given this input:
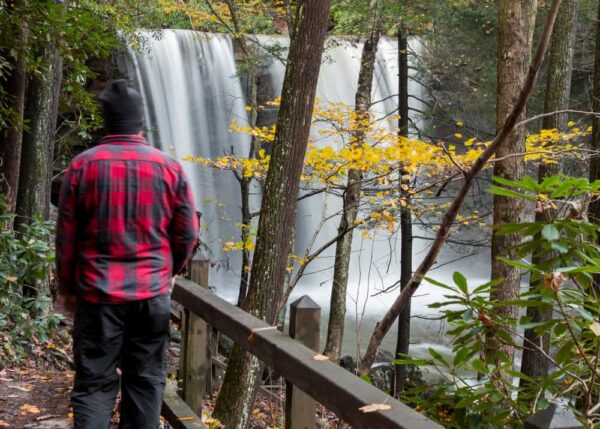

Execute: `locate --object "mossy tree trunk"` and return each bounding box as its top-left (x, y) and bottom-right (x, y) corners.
top-left (0, 0), bottom-right (28, 216)
top-left (485, 0), bottom-right (538, 371)
top-left (15, 35), bottom-right (63, 228)
top-left (589, 1), bottom-right (600, 226)
top-left (520, 0), bottom-right (579, 389)
top-left (323, 0), bottom-right (381, 363)
top-left (212, 1), bottom-right (332, 427)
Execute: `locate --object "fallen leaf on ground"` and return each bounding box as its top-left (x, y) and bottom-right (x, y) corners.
top-left (359, 403), bottom-right (392, 413)
top-left (0, 420), bottom-right (9, 427)
top-left (312, 354), bottom-right (329, 361)
top-left (591, 322), bottom-right (600, 337)
top-left (20, 404), bottom-right (41, 414)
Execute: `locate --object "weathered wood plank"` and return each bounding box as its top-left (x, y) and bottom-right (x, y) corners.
top-left (162, 382), bottom-right (206, 429)
top-left (173, 279), bottom-right (442, 429)
top-left (286, 295), bottom-right (320, 429)
top-left (181, 258), bottom-right (211, 414)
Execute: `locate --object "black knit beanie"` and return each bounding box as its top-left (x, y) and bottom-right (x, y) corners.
top-left (98, 80), bottom-right (145, 135)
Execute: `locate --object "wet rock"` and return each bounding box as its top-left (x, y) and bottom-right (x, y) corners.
top-left (368, 362), bottom-right (394, 393)
top-left (375, 349), bottom-right (395, 363)
top-left (339, 355), bottom-right (356, 373)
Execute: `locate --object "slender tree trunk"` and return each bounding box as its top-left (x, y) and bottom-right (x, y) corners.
top-left (394, 24), bottom-right (412, 395)
top-left (589, 2), bottom-right (600, 228)
top-left (485, 0), bottom-right (538, 370)
top-left (520, 0), bottom-right (578, 389)
top-left (323, 0), bottom-right (380, 362)
top-left (212, 2), bottom-right (332, 427)
top-left (237, 70), bottom-right (259, 307)
top-left (0, 0), bottom-right (28, 215)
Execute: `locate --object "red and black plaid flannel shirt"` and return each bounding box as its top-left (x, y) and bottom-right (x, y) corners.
top-left (56, 135), bottom-right (199, 303)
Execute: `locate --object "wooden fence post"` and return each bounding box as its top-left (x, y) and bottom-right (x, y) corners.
top-left (179, 255), bottom-right (211, 415)
top-left (524, 404), bottom-right (583, 429)
top-left (286, 295), bottom-right (320, 429)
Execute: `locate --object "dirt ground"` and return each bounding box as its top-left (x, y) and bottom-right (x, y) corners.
top-left (0, 366), bottom-right (73, 429)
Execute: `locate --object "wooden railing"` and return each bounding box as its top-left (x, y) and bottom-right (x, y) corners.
top-left (161, 257), bottom-right (585, 429)
top-left (161, 257), bottom-right (441, 429)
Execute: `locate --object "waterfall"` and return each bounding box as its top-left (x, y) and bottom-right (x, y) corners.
top-left (131, 30), bottom-right (490, 364)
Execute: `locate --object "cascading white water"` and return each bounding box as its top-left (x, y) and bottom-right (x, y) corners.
top-left (132, 30), bottom-right (491, 365)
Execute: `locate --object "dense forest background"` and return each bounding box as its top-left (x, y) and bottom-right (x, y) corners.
top-left (3, 0), bottom-right (600, 427)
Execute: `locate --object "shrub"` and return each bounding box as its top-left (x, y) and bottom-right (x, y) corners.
top-left (0, 197), bottom-right (61, 364)
top-left (399, 175), bottom-right (600, 428)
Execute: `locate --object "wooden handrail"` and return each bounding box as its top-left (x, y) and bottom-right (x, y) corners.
top-left (172, 278), bottom-right (442, 429)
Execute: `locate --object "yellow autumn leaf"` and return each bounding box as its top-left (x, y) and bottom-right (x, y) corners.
top-left (20, 404), bottom-right (40, 414)
top-left (454, 133), bottom-right (463, 139)
top-left (359, 403), bottom-right (392, 413)
top-left (455, 121), bottom-right (464, 127)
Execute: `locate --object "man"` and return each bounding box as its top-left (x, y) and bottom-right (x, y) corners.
top-left (56, 79), bottom-right (198, 429)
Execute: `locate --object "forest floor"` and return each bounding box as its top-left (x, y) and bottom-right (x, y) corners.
top-left (0, 365), bottom-right (73, 429)
top-left (0, 320), bottom-right (342, 429)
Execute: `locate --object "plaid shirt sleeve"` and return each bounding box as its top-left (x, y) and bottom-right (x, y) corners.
top-left (55, 166), bottom-right (79, 296)
top-left (169, 169), bottom-right (198, 275)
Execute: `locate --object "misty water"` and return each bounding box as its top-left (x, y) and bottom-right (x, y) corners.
top-left (130, 30), bottom-right (492, 372)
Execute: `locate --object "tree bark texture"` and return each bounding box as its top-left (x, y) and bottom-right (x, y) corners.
top-left (323, 0), bottom-right (380, 362)
top-left (394, 24), bottom-right (412, 395)
top-left (212, 1), bottom-right (332, 427)
top-left (16, 38), bottom-right (63, 226)
top-left (358, 0), bottom-right (563, 375)
top-left (589, 0), bottom-right (600, 227)
top-left (0, 0), bottom-right (28, 215)
top-left (520, 0), bottom-right (578, 387)
top-left (486, 0), bottom-right (538, 368)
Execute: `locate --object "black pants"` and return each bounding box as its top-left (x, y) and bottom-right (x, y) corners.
top-left (71, 294), bottom-right (171, 429)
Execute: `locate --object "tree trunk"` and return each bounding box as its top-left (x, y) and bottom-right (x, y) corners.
top-left (15, 34), bottom-right (63, 227)
top-left (589, 1), bottom-right (600, 228)
top-left (394, 24), bottom-right (412, 395)
top-left (237, 70), bottom-right (259, 307)
top-left (485, 0), bottom-right (538, 370)
top-left (520, 0), bottom-right (578, 389)
top-left (323, 0), bottom-right (380, 362)
top-left (0, 0), bottom-right (28, 215)
top-left (212, 1), bottom-right (332, 427)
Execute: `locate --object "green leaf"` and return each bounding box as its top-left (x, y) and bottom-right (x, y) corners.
top-left (471, 358), bottom-right (488, 374)
top-left (453, 272), bottom-right (468, 294)
top-left (541, 224), bottom-right (560, 241)
top-left (488, 185), bottom-right (535, 200)
top-left (423, 276), bottom-right (456, 291)
top-left (428, 347), bottom-right (449, 366)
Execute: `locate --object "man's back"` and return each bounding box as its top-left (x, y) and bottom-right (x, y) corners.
top-left (56, 134), bottom-right (198, 303)
top-left (56, 79), bottom-right (199, 429)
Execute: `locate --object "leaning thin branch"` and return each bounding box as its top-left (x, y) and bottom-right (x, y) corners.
top-left (516, 109), bottom-right (600, 128)
top-left (358, 0), bottom-right (564, 374)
